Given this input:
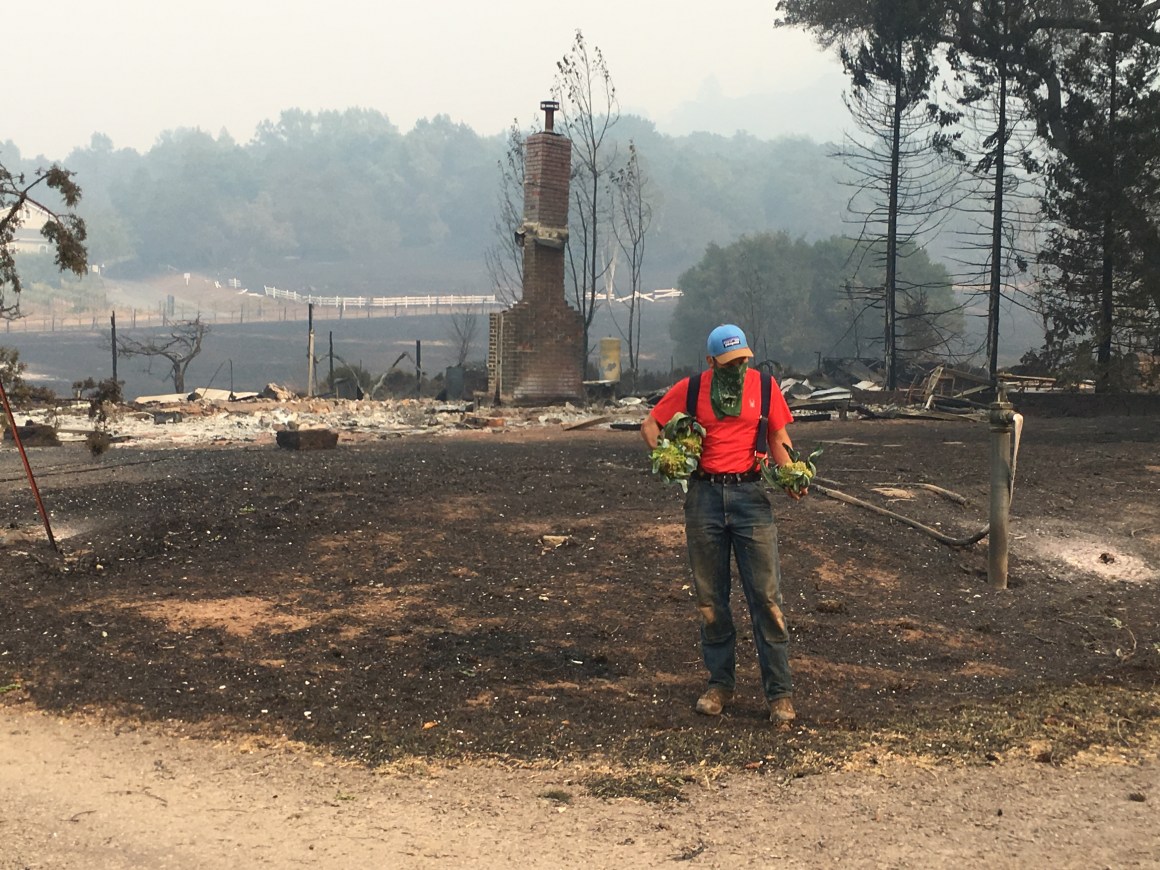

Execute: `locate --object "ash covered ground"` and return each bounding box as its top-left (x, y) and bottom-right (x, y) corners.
top-left (1, 404), bottom-right (1158, 786)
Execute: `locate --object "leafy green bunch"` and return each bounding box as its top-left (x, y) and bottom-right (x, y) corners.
top-left (761, 446), bottom-right (822, 496)
top-left (649, 412), bottom-right (705, 492)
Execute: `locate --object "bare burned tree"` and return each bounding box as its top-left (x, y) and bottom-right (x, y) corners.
top-left (448, 307), bottom-right (480, 368)
top-left (484, 121), bottom-right (533, 307)
top-left (610, 141), bottom-right (653, 392)
top-left (554, 30), bottom-right (620, 370)
top-left (329, 356), bottom-right (388, 400)
top-left (117, 316), bottom-right (210, 394)
top-left (838, 76), bottom-right (965, 381)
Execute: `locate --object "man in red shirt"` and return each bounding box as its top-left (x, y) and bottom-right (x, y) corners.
top-left (641, 324), bottom-right (803, 724)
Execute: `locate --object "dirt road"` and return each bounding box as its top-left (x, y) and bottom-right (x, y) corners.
top-left (3, 706), bottom-right (1156, 869)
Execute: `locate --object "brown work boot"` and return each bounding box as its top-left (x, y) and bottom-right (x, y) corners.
top-left (695, 686), bottom-right (733, 716)
top-left (769, 696), bottom-right (796, 724)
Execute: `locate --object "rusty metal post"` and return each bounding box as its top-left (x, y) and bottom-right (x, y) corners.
top-left (0, 379), bottom-right (58, 552)
top-left (988, 385), bottom-right (1015, 589)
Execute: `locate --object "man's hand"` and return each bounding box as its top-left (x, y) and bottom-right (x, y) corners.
top-left (768, 446), bottom-right (818, 499)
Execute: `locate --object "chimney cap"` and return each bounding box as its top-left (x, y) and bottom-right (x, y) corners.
top-left (540, 100), bottom-right (560, 131)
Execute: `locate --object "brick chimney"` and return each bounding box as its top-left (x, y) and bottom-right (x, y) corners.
top-left (488, 101), bottom-right (585, 404)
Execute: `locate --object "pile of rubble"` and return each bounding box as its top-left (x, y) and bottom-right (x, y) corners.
top-left (776, 359), bottom-right (1007, 423)
top-left (9, 359), bottom-right (1070, 452)
top-left (5, 386), bottom-right (652, 450)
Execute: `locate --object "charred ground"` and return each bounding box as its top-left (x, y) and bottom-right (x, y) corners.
top-left (1, 414), bottom-right (1158, 795)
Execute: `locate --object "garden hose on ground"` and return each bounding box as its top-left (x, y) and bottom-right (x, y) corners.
top-left (808, 412), bottom-right (1023, 549)
top-left (811, 479), bottom-right (989, 547)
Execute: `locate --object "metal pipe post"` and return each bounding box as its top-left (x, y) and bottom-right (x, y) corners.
top-left (0, 379), bottom-right (58, 551)
top-left (306, 303), bottom-right (316, 397)
top-left (988, 386), bottom-right (1015, 589)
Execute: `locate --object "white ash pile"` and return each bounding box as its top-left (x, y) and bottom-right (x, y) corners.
top-left (8, 388), bottom-right (647, 449)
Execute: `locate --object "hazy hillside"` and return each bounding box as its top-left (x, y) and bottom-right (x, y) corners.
top-left (5, 112), bottom-right (855, 296)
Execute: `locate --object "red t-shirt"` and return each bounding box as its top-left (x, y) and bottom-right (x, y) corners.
top-left (650, 369), bottom-right (794, 474)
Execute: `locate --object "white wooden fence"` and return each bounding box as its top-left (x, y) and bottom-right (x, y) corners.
top-left (262, 286), bottom-right (501, 310)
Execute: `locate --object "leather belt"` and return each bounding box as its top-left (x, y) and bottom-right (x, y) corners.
top-left (691, 470), bottom-right (761, 485)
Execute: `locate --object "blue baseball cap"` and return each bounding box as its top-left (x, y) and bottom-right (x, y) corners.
top-left (706, 324), bottom-right (754, 364)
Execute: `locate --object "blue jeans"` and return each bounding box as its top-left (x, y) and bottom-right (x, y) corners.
top-left (684, 479), bottom-right (792, 700)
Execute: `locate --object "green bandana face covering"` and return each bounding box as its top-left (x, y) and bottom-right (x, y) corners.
top-left (710, 361), bottom-right (748, 418)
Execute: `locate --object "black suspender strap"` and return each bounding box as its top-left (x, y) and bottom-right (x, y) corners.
top-left (755, 371), bottom-right (771, 456)
top-left (686, 369), bottom-right (772, 456)
top-left (686, 371), bottom-right (702, 419)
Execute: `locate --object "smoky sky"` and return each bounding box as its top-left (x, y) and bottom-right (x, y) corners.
top-left (7, 0), bottom-right (848, 158)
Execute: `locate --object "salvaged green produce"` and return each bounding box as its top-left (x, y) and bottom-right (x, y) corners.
top-left (761, 446), bottom-right (822, 496)
top-left (649, 412), bottom-right (705, 491)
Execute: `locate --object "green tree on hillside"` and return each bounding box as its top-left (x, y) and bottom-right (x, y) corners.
top-left (61, 133), bottom-right (144, 269)
top-left (672, 232), bottom-right (958, 371)
top-left (0, 157), bottom-right (88, 317)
